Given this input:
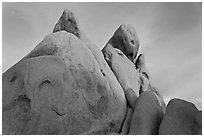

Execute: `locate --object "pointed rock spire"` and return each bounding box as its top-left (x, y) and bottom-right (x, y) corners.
top-left (53, 9), bottom-right (82, 39)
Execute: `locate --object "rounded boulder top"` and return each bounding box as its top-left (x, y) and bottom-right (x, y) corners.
top-left (159, 98), bottom-right (202, 135)
top-left (103, 24), bottom-right (140, 62)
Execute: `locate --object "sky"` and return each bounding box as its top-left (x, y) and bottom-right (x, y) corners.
top-left (2, 2), bottom-right (202, 110)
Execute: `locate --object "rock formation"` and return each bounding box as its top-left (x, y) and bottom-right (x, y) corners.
top-left (159, 99), bottom-right (202, 135)
top-left (102, 24), bottom-right (140, 62)
top-left (135, 54), bottom-right (151, 92)
top-left (101, 22), bottom-right (166, 121)
top-left (3, 10), bottom-right (127, 135)
top-left (2, 9), bottom-right (201, 135)
top-left (129, 91), bottom-right (164, 135)
top-left (102, 24), bottom-right (141, 106)
top-left (53, 9), bottom-right (82, 39)
top-left (52, 10), bottom-right (126, 118)
top-left (135, 54), bottom-right (166, 113)
top-left (102, 45), bottom-right (140, 99)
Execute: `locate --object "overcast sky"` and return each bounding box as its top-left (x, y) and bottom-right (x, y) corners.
top-left (2, 2), bottom-right (202, 110)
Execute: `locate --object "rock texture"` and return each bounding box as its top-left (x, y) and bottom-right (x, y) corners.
top-left (3, 9), bottom-right (201, 135)
top-left (52, 10), bottom-right (126, 118)
top-left (135, 54), bottom-right (166, 113)
top-left (101, 21), bottom-right (165, 105)
top-left (159, 99), bottom-right (202, 135)
top-left (101, 23), bottom-right (166, 135)
top-left (102, 24), bottom-right (140, 62)
top-left (135, 54), bottom-right (151, 92)
top-left (103, 45), bottom-right (140, 98)
top-left (128, 91), bottom-right (164, 135)
top-left (102, 24), bottom-right (141, 105)
top-left (3, 10), bottom-right (127, 134)
top-left (53, 9), bottom-right (82, 39)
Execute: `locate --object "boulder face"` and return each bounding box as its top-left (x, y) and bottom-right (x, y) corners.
top-left (2, 32), bottom-right (126, 134)
top-left (102, 44), bottom-right (140, 98)
top-left (52, 10), bottom-right (126, 118)
top-left (159, 99), bottom-right (202, 135)
top-left (101, 24), bottom-right (141, 103)
top-left (129, 91), bottom-right (164, 135)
